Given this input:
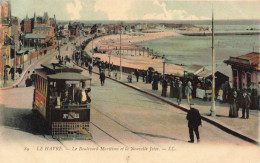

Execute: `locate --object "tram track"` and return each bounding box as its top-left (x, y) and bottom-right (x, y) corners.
top-left (91, 106), bottom-right (160, 147)
top-left (90, 121), bottom-right (126, 146)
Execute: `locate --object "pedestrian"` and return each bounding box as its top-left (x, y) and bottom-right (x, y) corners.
top-left (185, 81), bottom-right (193, 106)
top-left (127, 74), bottom-right (132, 83)
top-left (169, 79), bottom-right (174, 98)
top-left (30, 71), bottom-right (36, 86)
top-left (100, 71), bottom-right (105, 86)
top-left (25, 76), bottom-right (32, 87)
top-left (186, 106), bottom-right (202, 143)
top-left (161, 78), bottom-right (167, 97)
top-left (176, 81), bottom-right (183, 105)
top-left (17, 67), bottom-right (22, 77)
top-left (88, 65), bottom-right (92, 75)
top-left (241, 90), bottom-right (251, 119)
top-left (114, 71), bottom-right (118, 79)
top-left (152, 72), bottom-right (159, 90)
top-left (148, 71), bottom-right (152, 84)
top-left (145, 71), bottom-right (149, 84)
top-left (142, 70), bottom-right (146, 82)
top-left (229, 90), bottom-right (239, 118)
top-left (9, 67), bottom-right (14, 80)
top-left (135, 70), bottom-right (139, 82)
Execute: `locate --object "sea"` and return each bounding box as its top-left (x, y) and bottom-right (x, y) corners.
top-left (134, 21), bottom-right (260, 78)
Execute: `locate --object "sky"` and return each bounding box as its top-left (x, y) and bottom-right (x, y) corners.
top-left (10, 0), bottom-right (260, 21)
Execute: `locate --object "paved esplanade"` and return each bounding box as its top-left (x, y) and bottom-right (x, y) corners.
top-left (0, 36), bottom-right (259, 163)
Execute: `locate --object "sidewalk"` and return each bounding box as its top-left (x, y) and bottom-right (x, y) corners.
top-left (0, 47), bottom-right (58, 90)
top-left (81, 65), bottom-right (259, 145)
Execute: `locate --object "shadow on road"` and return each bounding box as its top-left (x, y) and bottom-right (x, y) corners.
top-left (0, 105), bottom-right (49, 135)
top-left (131, 131), bottom-right (187, 142)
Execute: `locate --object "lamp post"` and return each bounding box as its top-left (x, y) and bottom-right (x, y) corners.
top-left (23, 51), bottom-right (25, 70)
top-left (29, 39), bottom-right (31, 64)
top-left (162, 55), bottom-right (166, 79)
top-left (37, 39), bottom-right (39, 59)
top-left (108, 51), bottom-right (111, 77)
top-left (184, 70), bottom-right (187, 84)
top-left (91, 35), bottom-right (94, 68)
top-left (3, 54), bottom-right (6, 85)
top-left (210, 8), bottom-right (216, 117)
top-left (119, 25), bottom-right (122, 80)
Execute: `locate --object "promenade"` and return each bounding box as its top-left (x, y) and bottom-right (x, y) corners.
top-left (87, 65), bottom-right (259, 144)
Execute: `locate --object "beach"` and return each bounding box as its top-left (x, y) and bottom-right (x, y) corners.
top-left (85, 31), bottom-right (185, 75)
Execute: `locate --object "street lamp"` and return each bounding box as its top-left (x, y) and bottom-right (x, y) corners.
top-left (91, 35), bottom-right (94, 68)
top-left (162, 55), bottom-right (166, 79)
top-left (184, 70), bottom-right (187, 84)
top-left (119, 25), bottom-right (122, 80)
top-left (108, 51), bottom-right (111, 77)
top-left (23, 51), bottom-right (25, 70)
top-left (3, 54), bottom-right (6, 85)
top-left (37, 39), bottom-right (39, 59)
top-left (210, 8), bottom-right (216, 117)
top-left (29, 39), bottom-right (31, 64)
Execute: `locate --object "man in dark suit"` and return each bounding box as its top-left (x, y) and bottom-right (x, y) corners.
top-left (100, 71), bottom-right (106, 86)
top-left (186, 106), bottom-right (202, 143)
top-left (241, 90), bottom-right (251, 119)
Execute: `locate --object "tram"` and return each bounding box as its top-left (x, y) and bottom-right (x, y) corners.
top-left (32, 63), bottom-right (92, 140)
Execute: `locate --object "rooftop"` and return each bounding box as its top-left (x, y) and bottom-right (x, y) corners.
top-left (48, 72), bottom-right (91, 81)
top-left (25, 34), bottom-right (47, 39)
top-left (224, 52), bottom-right (260, 70)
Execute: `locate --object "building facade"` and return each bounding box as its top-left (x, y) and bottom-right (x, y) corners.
top-left (0, 0), bottom-right (12, 80)
top-left (224, 52), bottom-right (259, 110)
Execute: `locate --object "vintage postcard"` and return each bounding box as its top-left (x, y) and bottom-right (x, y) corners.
top-left (0, 0), bottom-right (259, 162)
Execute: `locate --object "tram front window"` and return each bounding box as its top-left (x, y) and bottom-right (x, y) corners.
top-left (54, 80), bottom-right (91, 108)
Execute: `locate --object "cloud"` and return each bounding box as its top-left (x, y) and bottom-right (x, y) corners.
top-left (66, 0), bottom-right (84, 20)
top-left (94, 0), bottom-right (139, 20)
top-left (143, 0), bottom-right (210, 20)
top-left (94, 0), bottom-right (210, 21)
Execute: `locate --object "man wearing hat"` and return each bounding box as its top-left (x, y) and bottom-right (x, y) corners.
top-left (241, 89), bottom-right (251, 119)
top-left (176, 81), bottom-right (183, 105)
top-left (186, 105), bottom-right (202, 143)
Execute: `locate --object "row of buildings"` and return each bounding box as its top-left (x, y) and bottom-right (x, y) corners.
top-left (0, 0), bottom-right (59, 80)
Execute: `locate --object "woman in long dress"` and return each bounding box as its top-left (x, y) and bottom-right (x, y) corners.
top-left (229, 91), bottom-right (239, 118)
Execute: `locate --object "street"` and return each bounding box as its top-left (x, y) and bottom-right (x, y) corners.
top-left (0, 37), bottom-right (259, 163)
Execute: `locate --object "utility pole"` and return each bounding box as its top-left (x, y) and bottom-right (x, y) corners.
top-left (120, 25), bottom-right (122, 80)
top-left (29, 39), bottom-right (31, 64)
top-left (210, 8), bottom-right (216, 117)
top-left (91, 35), bottom-right (94, 67)
top-left (14, 36), bottom-right (16, 81)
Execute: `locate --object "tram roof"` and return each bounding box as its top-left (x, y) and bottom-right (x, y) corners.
top-left (47, 72), bottom-right (91, 81)
top-left (41, 63), bottom-right (83, 73)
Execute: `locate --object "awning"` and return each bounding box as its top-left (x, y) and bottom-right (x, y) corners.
top-left (25, 34), bottom-right (47, 39)
top-left (17, 50), bottom-right (28, 55)
top-left (185, 64), bottom-right (205, 75)
top-left (196, 70), bottom-right (212, 78)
